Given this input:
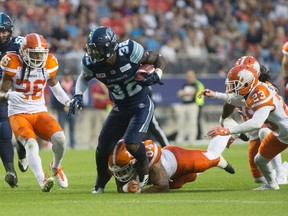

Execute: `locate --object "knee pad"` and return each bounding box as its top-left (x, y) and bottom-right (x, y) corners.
top-left (254, 153), bottom-right (270, 167)
top-left (51, 131), bottom-right (66, 147)
top-left (25, 138), bottom-right (39, 152)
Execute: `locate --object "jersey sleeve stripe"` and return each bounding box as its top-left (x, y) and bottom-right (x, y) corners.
top-left (3, 70), bottom-right (16, 78)
top-left (46, 65), bottom-right (58, 74)
top-left (130, 41), bottom-right (144, 63)
top-left (2, 66), bottom-right (17, 74)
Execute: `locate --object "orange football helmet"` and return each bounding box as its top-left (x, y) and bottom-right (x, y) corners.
top-left (20, 33), bottom-right (49, 69)
top-left (282, 41), bottom-right (288, 55)
top-left (226, 65), bottom-right (258, 96)
top-left (108, 139), bottom-right (137, 182)
top-left (235, 56), bottom-right (260, 76)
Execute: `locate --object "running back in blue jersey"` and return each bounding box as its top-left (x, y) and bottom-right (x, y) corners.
top-left (81, 39), bottom-right (149, 106)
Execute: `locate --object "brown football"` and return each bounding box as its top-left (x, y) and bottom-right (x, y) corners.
top-left (134, 64), bottom-right (155, 80)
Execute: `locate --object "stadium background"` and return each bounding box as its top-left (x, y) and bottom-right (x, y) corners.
top-left (3, 0), bottom-right (288, 147)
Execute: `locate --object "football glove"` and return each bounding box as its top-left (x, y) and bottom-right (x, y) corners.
top-left (136, 70), bottom-right (163, 86)
top-left (4, 91), bottom-right (25, 103)
top-left (68, 94), bottom-right (83, 116)
top-left (207, 126), bottom-right (231, 137)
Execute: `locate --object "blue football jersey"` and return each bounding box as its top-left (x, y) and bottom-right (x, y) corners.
top-left (81, 39), bottom-right (149, 106)
top-left (0, 36), bottom-right (23, 118)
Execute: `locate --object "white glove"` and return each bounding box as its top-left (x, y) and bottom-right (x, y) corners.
top-left (219, 116), bottom-right (225, 126)
top-left (5, 92), bottom-right (25, 103)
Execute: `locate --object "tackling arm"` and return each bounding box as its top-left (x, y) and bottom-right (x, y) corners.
top-left (141, 160), bottom-right (169, 193)
top-left (229, 106), bottom-right (271, 134)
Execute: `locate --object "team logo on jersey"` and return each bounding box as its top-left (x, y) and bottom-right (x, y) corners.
top-left (96, 73), bottom-right (106, 78)
top-left (120, 64), bottom-right (131, 73)
top-left (139, 103), bottom-right (145, 108)
top-left (110, 70), bottom-right (116, 74)
top-left (113, 106), bottom-right (119, 111)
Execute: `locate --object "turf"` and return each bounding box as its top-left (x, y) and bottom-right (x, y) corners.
top-left (1, 144), bottom-right (288, 216)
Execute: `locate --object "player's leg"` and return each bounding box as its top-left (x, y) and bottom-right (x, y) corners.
top-left (16, 140), bottom-right (28, 172)
top-left (92, 110), bottom-right (126, 193)
top-left (260, 127), bottom-right (287, 184)
top-left (10, 114), bottom-right (52, 191)
top-left (254, 133), bottom-right (287, 190)
top-left (248, 139), bottom-right (266, 183)
top-left (35, 112), bottom-right (68, 188)
top-left (0, 119), bottom-right (18, 188)
top-left (124, 99), bottom-right (154, 189)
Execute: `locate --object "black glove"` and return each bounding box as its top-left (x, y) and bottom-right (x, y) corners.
top-left (136, 72), bottom-right (163, 86)
top-left (68, 94), bottom-right (83, 116)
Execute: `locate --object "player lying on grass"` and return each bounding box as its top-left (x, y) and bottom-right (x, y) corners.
top-left (108, 138), bottom-right (235, 193)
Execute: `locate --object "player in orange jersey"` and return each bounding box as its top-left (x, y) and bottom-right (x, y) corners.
top-left (108, 138), bottom-right (235, 193)
top-left (0, 33), bottom-right (71, 192)
top-left (201, 65), bottom-right (288, 190)
top-left (218, 56), bottom-right (287, 185)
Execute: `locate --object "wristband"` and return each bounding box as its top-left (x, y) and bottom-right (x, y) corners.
top-left (155, 68), bottom-right (163, 79)
top-left (122, 183), bottom-right (129, 193)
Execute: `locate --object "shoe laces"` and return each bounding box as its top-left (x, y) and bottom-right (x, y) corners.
top-left (53, 167), bottom-right (65, 181)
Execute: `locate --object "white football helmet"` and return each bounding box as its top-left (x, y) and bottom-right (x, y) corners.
top-left (108, 139), bottom-right (137, 182)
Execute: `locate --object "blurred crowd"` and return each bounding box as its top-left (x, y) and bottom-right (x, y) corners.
top-left (1, 0), bottom-right (288, 77)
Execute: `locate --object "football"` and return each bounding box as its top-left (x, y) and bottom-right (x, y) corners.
top-left (134, 64), bottom-right (155, 80)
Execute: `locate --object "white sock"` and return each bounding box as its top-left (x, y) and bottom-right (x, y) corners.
top-left (51, 131), bottom-right (66, 169)
top-left (255, 153), bottom-right (276, 185)
top-left (271, 153), bottom-right (284, 177)
top-left (25, 138), bottom-right (45, 185)
top-left (207, 135), bottom-right (231, 155)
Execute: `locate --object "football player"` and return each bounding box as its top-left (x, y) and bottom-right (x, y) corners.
top-left (0, 33), bottom-right (71, 192)
top-left (68, 26), bottom-right (165, 194)
top-left (0, 13), bottom-right (24, 188)
top-left (108, 138), bottom-right (235, 193)
top-left (202, 65), bottom-right (288, 190)
top-left (217, 56), bottom-right (287, 184)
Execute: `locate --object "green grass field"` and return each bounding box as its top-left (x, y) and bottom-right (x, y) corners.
top-left (1, 144), bottom-right (288, 216)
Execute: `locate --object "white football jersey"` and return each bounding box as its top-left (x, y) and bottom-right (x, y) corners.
top-left (1, 52), bottom-right (58, 116)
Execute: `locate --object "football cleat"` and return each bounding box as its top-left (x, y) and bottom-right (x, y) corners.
top-left (253, 182), bottom-right (279, 190)
top-left (254, 176), bottom-right (267, 184)
top-left (18, 158), bottom-right (29, 172)
top-left (276, 174), bottom-right (288, 185)
top-left (92, 185), bottom-right (104, 194)
top-left (41, 177), bottom-right (54, 192)
top-left (224, 163), bottom-right (235, 174)
top-left (5, 171), bottom-right (18, 188)
top-left (50, 164), bottom-right (68, 188)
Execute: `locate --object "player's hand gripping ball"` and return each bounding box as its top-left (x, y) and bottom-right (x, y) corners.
top-left (134, 64), bottom-right (155, 81)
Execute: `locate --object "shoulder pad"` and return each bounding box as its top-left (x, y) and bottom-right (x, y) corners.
top-left (144, 140), bottom-right (162, 170)
top-left (81, 55), bottom-right (94, 78)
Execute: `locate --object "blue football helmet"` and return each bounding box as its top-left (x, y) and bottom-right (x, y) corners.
top-left (0, 13), bottom-right (14, 44)
top-left (86, 26), bottom-right (118, 63)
